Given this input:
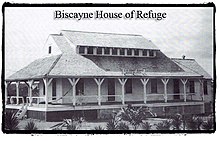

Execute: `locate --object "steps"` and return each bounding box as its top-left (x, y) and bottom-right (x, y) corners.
top-left (15, 104), bottom-right (28, 119)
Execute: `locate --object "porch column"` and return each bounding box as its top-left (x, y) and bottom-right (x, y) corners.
top-left (15, 81), bottom-right (20, 105)
top-left (43, 78), bottom-right (53, 109)
top-left (180, 79), bottom-right (188, 102)
top-left (161, 78), bottom-right (169, 103)
top-left (27, 80), bottom-right (34, 106)
top-left (4, 81), bottom-right (10, 105)
top-left (199, 79), bottom-right (204, 101)
top-left (94, 78), bottom-right (105, 106)
top-left (68, 78), bottom-right (80, 106)
top-left (140, 78), bottom-right (149, 104)
top-left (118, 78), bottom-right (127, 105)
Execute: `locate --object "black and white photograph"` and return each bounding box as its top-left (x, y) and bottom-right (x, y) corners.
top-left (2, 3), bottom-right (215, 133)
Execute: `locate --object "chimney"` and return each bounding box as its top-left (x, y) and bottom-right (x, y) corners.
top-left (182, 55), bottom-right (186, 59)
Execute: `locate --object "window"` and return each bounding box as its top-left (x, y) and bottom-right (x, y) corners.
top-left (127, 49), bottom-right (132, 56)
top-left (125, 79), bottom-right (132, 94)
top-left (204, 81), bottom-right (208, 95)
top-left (76, 79), bottom-right (84, 96)
top-left (120, 49), bottom-right (125, 55)
top-left (189, 80), bottom-right (195, 93)
top-left (79, 46), bottom-right (85, 54)
top-left (134, 49), bottom-right (139, 56)
top-left (149, 50), bottom-right (154, 57)
top-left (112, 48), bottom-right (117, 55)
top-left (151, 79), bottom-right (157, 93)
top-left (104, 48), bottom-right (110, 55)
top-left (97, 47), bottom-right (102, 54)
top-left (87, 47), bottom-right (93, 54)
top-left (48, 46), bottom-right (52, 54)
top-left (143, 50), bottom-right (148, 56)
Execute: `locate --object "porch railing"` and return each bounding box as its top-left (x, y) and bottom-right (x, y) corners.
top-left (9, 96), bottom-right (24, 105)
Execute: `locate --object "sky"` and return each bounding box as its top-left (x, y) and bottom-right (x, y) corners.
top-left (4, 7), bottom-right (214, 78)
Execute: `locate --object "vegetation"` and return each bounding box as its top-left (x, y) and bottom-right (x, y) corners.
top-left (201, 118), bottom-right (214, 130)
top-left (171, 114), bottom-right (183, 130)
top-left (94, 126), bottom-right (105, 130)
top-left (24, 120), bottom-right (38, 130)
top-left (141, 121), bottom-right (151, 130)
top-left (50, 117), bottom-right (84, 130)
top-left (155, 120), bottom-right (171, 130)
top-left (4, 111), bottom-right (20, 130)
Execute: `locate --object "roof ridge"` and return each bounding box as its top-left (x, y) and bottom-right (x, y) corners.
top-left (61, 30), bottom-right (142, 36)
top-left (172, 59), bottom-right (203, 77)
top-left (45, 54), bottom-right (62, 77)
top-left (171, 58), bottom-right (195, 60)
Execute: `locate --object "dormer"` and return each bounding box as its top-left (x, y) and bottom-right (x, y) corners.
top-left (76, 45), bottom-right (157, 58)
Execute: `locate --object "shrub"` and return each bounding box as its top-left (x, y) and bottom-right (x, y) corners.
top-left (141, 121), bottom-right (151, 130)
top-left (171, 113), bottom-right (183, 130)
top-left (202, 118), bottom-right (214, 130)
top-left (94, 126), bottom-right (105, 130)
top-left (117, 122), bottom-right (130, 130)
top-left (155, 120), bottom-right (171, 130)
top-left (24, 120), bottom-right (38, 130)
top-left (4, 111), bottom-right (20, 130)
top-left (50, 117), bottom-right (84, 130)
top-left (186, 115), bottom-right (203, 130)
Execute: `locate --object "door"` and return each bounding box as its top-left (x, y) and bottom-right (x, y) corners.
top-left (108, 79), bottom-right (115, 101)
top-left (173, 79), bottom-right (180, 100)
top-left (52, 79), bottom-right (56, 100)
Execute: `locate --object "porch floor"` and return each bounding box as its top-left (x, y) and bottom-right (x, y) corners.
top-left (6, 100), bottom-right (204, 112)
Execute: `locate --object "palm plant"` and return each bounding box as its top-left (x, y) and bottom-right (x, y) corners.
top-left (119, 105), bottom-right (150, 130)
top-left (50, 117), bottom-right (83, 130)
top-left (171, 113), bottom-right (183, 130)
top-left (24, 120), bottom-right (38, 130)
top-left (155, 120), bottom-right (171, 130)
top-left (117, 122), bottom-right (130, 130)
top-left (141, 121), bottom-right (151, 130)
top-left (202, 118), bottom-right (214, 130)
top-left (106, 113), bottom-right (120, 130)
top-left (4, 111), bottom-right (20, 130)
top-left (94, 126), bottom-right (105, 130)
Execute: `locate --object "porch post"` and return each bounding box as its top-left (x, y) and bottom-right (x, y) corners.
top-left (27, 80), bottom-right (34, 106)
top-left (118, 78), bottom-right (127, 105)
top-left (94, 78), bottom-right (105, 106)
top-left (43, 78), bottom-right (53, 109)
top-left (15, 81), bottom-right (20, 105)
top-left (5, 81), bottom-right (10, 105)
top-left (68, 78), bottom-right (80, 106)
top-left (161, 78), bottom-right (169, 103)
top-left (140, 78), bottom-right (149, 104)
top-left (199, 79), bottom-right (204, 101)
top-left (180, 78), bottom-right (188, 102)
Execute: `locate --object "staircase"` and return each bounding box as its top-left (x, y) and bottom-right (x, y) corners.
top-left (15, 104), bottom-right (28, 119)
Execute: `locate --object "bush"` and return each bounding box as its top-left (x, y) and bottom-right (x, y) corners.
top-left (202, 118), bottom-right (214, 130)
top-left (141, 121), bottom-right (151, 130)
top-left (4, 111), bottom-right (20, 130)
top-left (155, 120), bottom-right (171, 130)
top-left (117, 122), bottom-right (130, 130)
top-left (24, 120), bottom-right (38, 130)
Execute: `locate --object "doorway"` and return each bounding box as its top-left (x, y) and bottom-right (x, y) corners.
top-left (173, 79), bottom-right (180, 100)
top-left (108, 79), bottom-right (115, 101)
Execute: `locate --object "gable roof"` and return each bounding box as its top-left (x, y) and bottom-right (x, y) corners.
top-left (61, 30), bottom-right (159, 50)
top-left (171, 58), bottom-right (212, 79)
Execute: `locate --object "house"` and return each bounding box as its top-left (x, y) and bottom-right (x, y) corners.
top-left (4, 30), bottom-right (213, 121)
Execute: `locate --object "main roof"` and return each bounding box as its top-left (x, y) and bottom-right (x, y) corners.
top-left (6, 30), bottom-right (211, 81)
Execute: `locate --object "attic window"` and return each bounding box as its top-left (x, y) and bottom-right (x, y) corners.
top-left (48, 46), bottom-right (52, 54)
top-left (149, 50), bottom-right (154, 57)
top-left (127, 49), bottom-right (132, 56)
top-left (112, 48), bottom-right (117, 55)
top-left (79, 46), bottom-right (85, 54)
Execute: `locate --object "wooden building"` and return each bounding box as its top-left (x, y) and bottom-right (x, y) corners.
top-left (5, 30), bottom-right (213, 121)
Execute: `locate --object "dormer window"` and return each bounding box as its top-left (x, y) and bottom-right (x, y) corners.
top-left (127, 49), bottom-right (132, 56)
top-left (149, 50), bottom-right (154, 57)
top-left (79, 46), bottom-right (85, 54)
top-left (143, 50), bottom-right (148, 56)
top-left (112, 48), bottom-right (117, 55)
top-left (120, 49), bottom-right (125, 55)
top-left (104, 48), bottom-right (110, 55)
top-left (97, 47), bottom-right (102, 54)
top-left (48, 46), bottom-right (52, 54)
top-left (134, 49), bottom-right (139, 56)
top-left (87, 47), bottom-right (93, 54)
